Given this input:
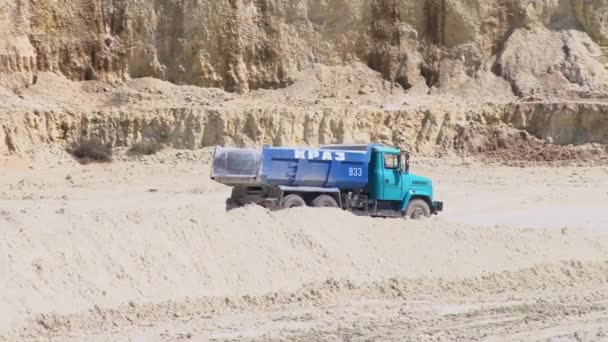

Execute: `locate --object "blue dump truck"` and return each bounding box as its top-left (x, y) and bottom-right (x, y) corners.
top-left (211, 144), bottom-right (443, 219)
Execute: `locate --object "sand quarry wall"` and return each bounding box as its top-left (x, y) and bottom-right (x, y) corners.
top-left (1, 0), bottom-right (608, 97)
top-left (1, 102), bottom-right (608, 158)
top-left (1, 0), bottom-right (608, 156)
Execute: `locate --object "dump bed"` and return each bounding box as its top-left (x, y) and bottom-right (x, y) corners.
top-left (212, 145), bottom-right (372, 190)
top-left (258, 146), bottom-right (370, 189)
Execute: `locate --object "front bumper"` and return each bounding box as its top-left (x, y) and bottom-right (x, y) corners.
top-left (432, 201), bottom-right (444, 214)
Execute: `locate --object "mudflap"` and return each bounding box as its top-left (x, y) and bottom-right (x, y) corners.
top-left (226, 197), bottom-right (281, 211)
top-left (226, 198), bottom-right (242, 211)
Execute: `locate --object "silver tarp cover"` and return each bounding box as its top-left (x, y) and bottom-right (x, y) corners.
top-left (211, 146), bottom-right (262, 184)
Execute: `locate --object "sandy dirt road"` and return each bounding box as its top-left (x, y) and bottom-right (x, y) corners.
top-left (1, 149), bottom-right (608, 341)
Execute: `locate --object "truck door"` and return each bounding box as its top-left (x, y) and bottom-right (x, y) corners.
top-left (382, 153), bottom-right (403, 201)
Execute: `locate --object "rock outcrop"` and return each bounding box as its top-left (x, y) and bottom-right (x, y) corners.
top-left (2, 97), bottom-right (607, 162)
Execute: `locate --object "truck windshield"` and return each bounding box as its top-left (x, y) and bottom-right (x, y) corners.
top-left (384, 154), bottom-right (399, 169)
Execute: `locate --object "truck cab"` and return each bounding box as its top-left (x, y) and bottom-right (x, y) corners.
top-left (367, 146), bottom-right (441, 218)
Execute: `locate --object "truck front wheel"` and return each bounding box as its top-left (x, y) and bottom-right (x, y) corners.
top-left (281, 194), bottom-right (306, 209)
top-left (312, 195), bottom-right (338, 208)
top-left (405, 199), bottom-right (431, 219)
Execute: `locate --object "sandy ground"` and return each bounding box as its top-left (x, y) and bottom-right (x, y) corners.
top-left (1, 148), bottom-right (608, 341)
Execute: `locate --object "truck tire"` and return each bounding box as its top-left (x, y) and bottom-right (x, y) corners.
top-left (312, 195), bottom-right (338, 208)
top-left (281, 194), bottom-right (306, 209)
top-left (405, 199), bottom-right (431, 219)
top-left (226, 198), bottom-right (241, 211)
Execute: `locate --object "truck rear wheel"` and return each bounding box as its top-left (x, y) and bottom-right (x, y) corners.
top-left (281, 194), bottom-right (306, 209)
top-left (406, 199), bottom-right (431, 219)
top-left (312, 195), bottom-right (338, 208)
top-left (226, 198), bottom-right (241, 211)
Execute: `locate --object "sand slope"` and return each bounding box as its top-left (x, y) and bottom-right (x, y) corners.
top-left (1, 150), bottom-right (608, 340)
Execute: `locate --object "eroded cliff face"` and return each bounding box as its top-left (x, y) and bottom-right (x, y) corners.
top-left (0, 79), bottom-right (608, 161)
top-left (2, 0), bottom-right (607, 96)
top-left (1, 0), bottom-right (607, 159)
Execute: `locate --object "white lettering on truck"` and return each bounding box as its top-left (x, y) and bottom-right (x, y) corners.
top-left (294, 150), bottom-right (347, 161)
top-left (295, 150), bottom-right (307, 159)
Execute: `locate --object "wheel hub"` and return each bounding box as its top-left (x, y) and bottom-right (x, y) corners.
top-left (411, 207), bottom-right (424, 219)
